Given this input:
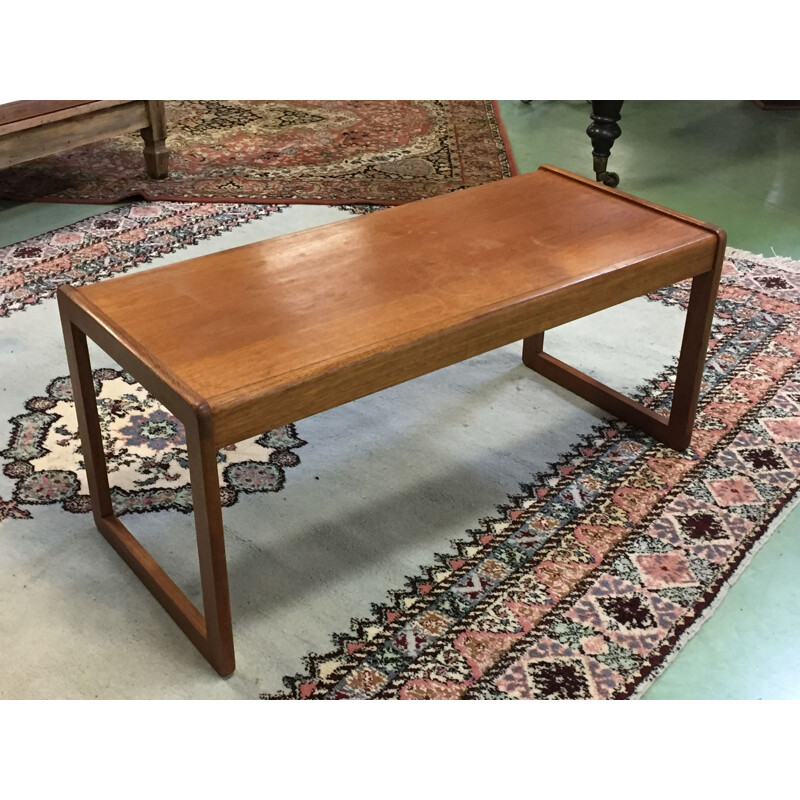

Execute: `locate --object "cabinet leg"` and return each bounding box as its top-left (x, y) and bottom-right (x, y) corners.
top-left (141, 100), bottom-right (169, 179)
top-left (587, 101), bottom-right (624, 187)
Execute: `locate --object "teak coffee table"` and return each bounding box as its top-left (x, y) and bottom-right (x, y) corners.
top-left (57, 166), bottom-right (726, 675)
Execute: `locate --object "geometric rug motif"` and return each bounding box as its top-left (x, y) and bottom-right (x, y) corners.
top-left (263, 249), bottom-right (800, 699)
top-left (0, 200), bottom-right (283, 319)
top-left (0, 101), bottom-right (516, 205)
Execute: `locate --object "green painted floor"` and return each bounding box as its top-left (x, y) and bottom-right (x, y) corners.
top-left (1, 100), bottom-right (798, 698)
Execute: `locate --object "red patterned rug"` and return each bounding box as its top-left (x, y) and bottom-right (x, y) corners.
top-left (0, 101), bottom-right (515, 205)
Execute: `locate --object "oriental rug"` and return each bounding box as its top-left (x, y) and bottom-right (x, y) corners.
top-left (0, 101), bottom-right (515, 205)
top-left (1, 201), bottom-right (798, 699)
top-left (264, 248), bottom-right (800, 700)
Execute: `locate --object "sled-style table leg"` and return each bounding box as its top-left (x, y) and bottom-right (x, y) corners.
top-left (522, 267), bottom-right (721, 451)
top-left (60, 316), bottom-right (234, 676)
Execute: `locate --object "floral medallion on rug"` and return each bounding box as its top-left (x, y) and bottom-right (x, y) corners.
top-left (260, 248), bottom-right (800, 699)
top-left (2, 368), bottom-right (307, 515)
top-left (0, 101), bottom-right (515, 205)
top-left (0, 200), bottom-right (312, 520)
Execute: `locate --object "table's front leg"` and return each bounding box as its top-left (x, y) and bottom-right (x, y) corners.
top-left (60, 316), bottom-right (235, 676)
top-left (186, 414), bottom-right (235, 675)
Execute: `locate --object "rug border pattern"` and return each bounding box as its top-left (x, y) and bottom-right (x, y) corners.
top-left (262, 247), bottom-right (800, 699)
top-left (457, 349), bottom-right (798, 699)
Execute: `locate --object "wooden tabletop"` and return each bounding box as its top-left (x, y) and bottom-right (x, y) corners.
top-left (0, 101), bottom-right (131, 133)
top-left (63, 166), bottom-right (721, 446)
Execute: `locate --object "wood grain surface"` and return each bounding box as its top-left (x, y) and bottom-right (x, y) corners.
top-left (65, 165), bottom-right (722, 446)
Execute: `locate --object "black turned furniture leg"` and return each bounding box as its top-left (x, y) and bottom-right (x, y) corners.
top-left (587, 101), bottom-right (624, 187)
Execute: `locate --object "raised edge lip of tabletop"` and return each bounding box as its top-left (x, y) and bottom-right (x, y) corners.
top-left (57, 284), bottom-right (214, 429)
top-left (538, 165), bottom-right (727, 245)
top-left (56, 166), bottom-right (727, 437)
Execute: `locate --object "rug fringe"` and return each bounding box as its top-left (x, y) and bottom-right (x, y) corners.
top-left (727, 246), bottom-right (800, 272)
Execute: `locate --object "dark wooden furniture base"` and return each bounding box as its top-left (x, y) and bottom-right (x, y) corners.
top-left (588, 101), bottom-right (624, 187)
top-left (57, 165), bottom-right (725, 675)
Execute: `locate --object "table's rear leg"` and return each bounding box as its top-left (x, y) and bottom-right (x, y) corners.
top-left (522, 268), bottom-right (720, 451)
top-left (61, 316), bottom-right (234, 676)
top-left (521, 332), bottom-right (544, 362)
top-left (61, 319), bottom-right (114, 525)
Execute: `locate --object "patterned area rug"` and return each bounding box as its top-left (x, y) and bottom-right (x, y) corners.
top-left (263, 249), bottom-right (800, 699)
top-left (2, 202), bottom-right (799, 698)
top-left (1, 201), bottom-right (311, 516)
top-left (0, 101), bottom-right (515, 205)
